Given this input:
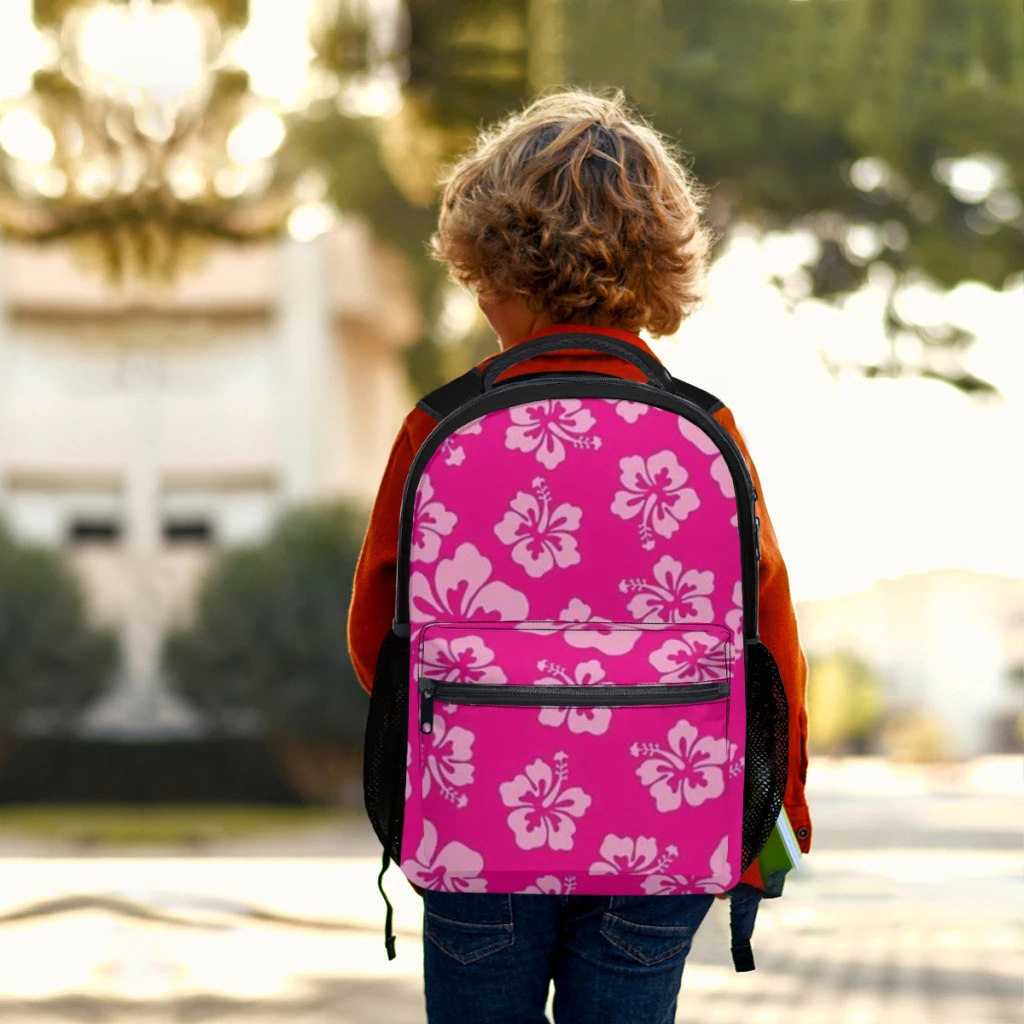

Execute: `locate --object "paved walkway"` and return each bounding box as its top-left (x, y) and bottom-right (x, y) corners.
top-left (0, 758), bottom-right (1020, 1023)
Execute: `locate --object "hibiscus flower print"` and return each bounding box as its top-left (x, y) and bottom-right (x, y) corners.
top-left (588, 834), bottom-right (678, 876)
top-left (646, 836), bottom-right (733, 894)
top-left (649, 632), bottom-right (730, 683)
top-left (411, 474), bottom-right (457, 564)
top-left (518, 875), bottom-right (577, 895)
top-left (422, 712), bottom-right (475, 809)
top-left (420, 635), bottom-right (507, 685)
top-left (494, 477), bottom-right (582, 578)
top-left (516, 599), bottom-right (641, 654)
top-left (505, 400), bottom-right (602, 470)
top-left (410, 543), bottom-right (529, 625)
top-left (401, 820), bottom-right (487, 892)
top-left (535, 659), bottom-right (615, 736)
top-left (725, 581), bottom-right (743, 646)
top-left (678, 418), bottom-right (735, 500)
top-left (727, 740), bottom-right (744, 782)
top-left (604, 399), bottom-right (649, 423)
top-left (619, 556), bottom-right (716, 623)
top-left (631, 718), bottom-right (728, 810)
top-left (611, 451), bottom-right (700, 550)
top-left (441, 420), bottom-right (483, 467)
top-left (499, 751), bottom-right (592, 851)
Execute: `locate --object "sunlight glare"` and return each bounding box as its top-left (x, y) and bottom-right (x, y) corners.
top-left (78, 3), bottom-right (205, 101)
top-left (0, 109), bottom-right (55, 164)
top-left (233, 0), bottom-right (315, 108)
top-left (0, 0), bottom-right (52, 99)
top-left (227, 109), bottom-right (286, 165)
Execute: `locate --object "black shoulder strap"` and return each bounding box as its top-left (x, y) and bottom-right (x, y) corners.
top-left (415, 366), bottom-right (724, 422)
top-left (416, 367), bottom-right (483, 421)
top-left (671, 375), bottom-right (724, 415)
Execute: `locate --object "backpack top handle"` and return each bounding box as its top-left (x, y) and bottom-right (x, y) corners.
top-left (481, 332), bottom-right (673, 392)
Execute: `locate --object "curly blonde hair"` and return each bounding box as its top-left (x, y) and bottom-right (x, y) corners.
top-left (431, 89), bottom-right (711, 337)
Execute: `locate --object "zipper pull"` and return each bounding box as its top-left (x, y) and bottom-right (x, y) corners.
top-left (754, 516), bottom-right (761, 561)
top-left (418, 677), bottom-right (435, 734)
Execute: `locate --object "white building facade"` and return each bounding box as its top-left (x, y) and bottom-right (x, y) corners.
top-left (0, 221), bottom-right (419, 737)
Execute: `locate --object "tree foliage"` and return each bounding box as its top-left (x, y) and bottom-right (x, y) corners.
top-left (0, 526), bottom-right (116, 732)
top-left (164, 504), bottom-right (369, 742)
top-left (304, 0), bottom-right (1023, 396)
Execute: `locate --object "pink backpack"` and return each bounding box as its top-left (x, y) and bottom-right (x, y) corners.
top-left (363, 334), bottom-right (788, 967)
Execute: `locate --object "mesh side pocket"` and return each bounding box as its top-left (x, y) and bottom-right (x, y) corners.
top-left (363, 628), bottom-right (410, 863)
top-left (740, 640), bottom-right (789, 873)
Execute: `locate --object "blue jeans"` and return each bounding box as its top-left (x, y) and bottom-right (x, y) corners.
top-left (422, 891), bottom-right (715, 1024)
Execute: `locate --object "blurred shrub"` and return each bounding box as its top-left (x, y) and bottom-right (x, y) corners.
top-left (882, 708), bottom-right (950, 763)
top-left (0, 525), bottom-right (116, 733)
top-left (807, 649), bottom-right (884, 755)
top-left (165, 503), bottom-right (368, 746)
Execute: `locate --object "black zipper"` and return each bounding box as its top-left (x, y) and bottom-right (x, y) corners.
top-left (395, 376), bottom-right (760, 644)
top-left (418, 678), bottom-right (730, 733)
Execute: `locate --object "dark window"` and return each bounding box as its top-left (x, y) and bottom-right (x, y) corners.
top-left (163, 518), bottom-right (214, 545)
top-left (69, 519), bottom-right (122, 544)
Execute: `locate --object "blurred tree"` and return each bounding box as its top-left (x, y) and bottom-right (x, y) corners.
top-left (0, 525), bottom-right (116, 733)
top-left (165, 503), bottom-right (368, 745)
top-left (165, 503), bottom-right (370, 802)
top-left (306, 0), bottom-right (1022, 396)
top-left (806, 649), bottom-right (884, 755)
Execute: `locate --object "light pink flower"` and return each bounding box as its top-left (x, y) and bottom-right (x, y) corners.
top-left (646, 836), bottom-right (732, 894)
top-left (516, 599), bottom-right (641, 654)
top-left (420, 635), bottom-right (507, 685)
top-left (643, 836), bottom-right (732, 894)
top-left (535, 659), bottom-right (615, 736)
top-left (619, 556), bottom-right (716, 623)
top-left (678, 419), bottom-right (735, 499)
top-left (422, 713), bottom-right (475, 808)
top-left (631, 718), bottom-right (728, 811)
top-left (494, 477), bottom-right (582, 578)
top-left (401, 820), bottom-right (487, 892)
top-left (588, 834), bottom-right (678, 876)
top-left (649, 632), bottom-right (730, 683)
top-left (410, 543), bottom-right (529, 625)
top-left (726, 581), bottom-right (743, 646)
top-left (411, 474), bottom-right (457, 564)
top-left (518, 875), bottom-right (577, 895)
top-left (442, 421), bottom-right (483, 467)
top-left (499, 751), bottom-right (592, 851)
top-left (698, 836), bottom-right (733, 893)
top-left (604, 399), bottom-right (649, 423)
top-left (505, 400), bottom-right (602, 470)
top-left (611, 451), bottom-right (700, 550)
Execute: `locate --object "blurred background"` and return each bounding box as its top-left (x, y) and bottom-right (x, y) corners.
top-left (0, 0), bottom-right (1020, 1021)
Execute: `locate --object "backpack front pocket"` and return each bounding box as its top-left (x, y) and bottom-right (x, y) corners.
top-left (404, 621), bottom-right (743, 896)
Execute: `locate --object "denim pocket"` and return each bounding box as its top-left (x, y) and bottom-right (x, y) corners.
top-left (424, 893), bottom-right (514, 965)
top-left (600, 894), bottom-right (712, 967)
top-left (600, 913), bottom-right (695, 966)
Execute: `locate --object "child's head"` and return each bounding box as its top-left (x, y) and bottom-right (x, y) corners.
top-left (432, 88), bottom-right (711, 342)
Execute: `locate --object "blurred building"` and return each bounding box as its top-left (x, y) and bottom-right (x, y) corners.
top-left (797, 569), bottom-right (1024, 756)
top-left (0, 221), bottom-right (418, 736)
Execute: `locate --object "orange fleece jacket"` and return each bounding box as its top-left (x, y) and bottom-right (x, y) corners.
top-left (348, 325), bottom-right (812, 864)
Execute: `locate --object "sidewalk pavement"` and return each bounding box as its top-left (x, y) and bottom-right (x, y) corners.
top-left (0, 757), bottom-right (1020, 1023)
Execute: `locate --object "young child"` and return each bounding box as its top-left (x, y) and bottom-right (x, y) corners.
top-left (349, 89), bottom-right (810, 1024)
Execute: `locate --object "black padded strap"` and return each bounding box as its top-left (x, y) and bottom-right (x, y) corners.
top-left (671, 375), bottom-right (724, 415)
top-left (416, 365), bottom-right (724, 422)
top-left (416, 367), bottom-right (483, 421)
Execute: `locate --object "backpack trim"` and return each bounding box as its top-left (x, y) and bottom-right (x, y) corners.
top-left (395, 376), bottom-right (760, 643)
top-left (417, 366), bottom-right (725, 423)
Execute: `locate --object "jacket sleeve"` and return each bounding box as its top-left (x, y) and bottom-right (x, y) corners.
top-left (714, 406), bottom-right (812, 854)
top-left (347, 425), bottom-right (417, 694)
